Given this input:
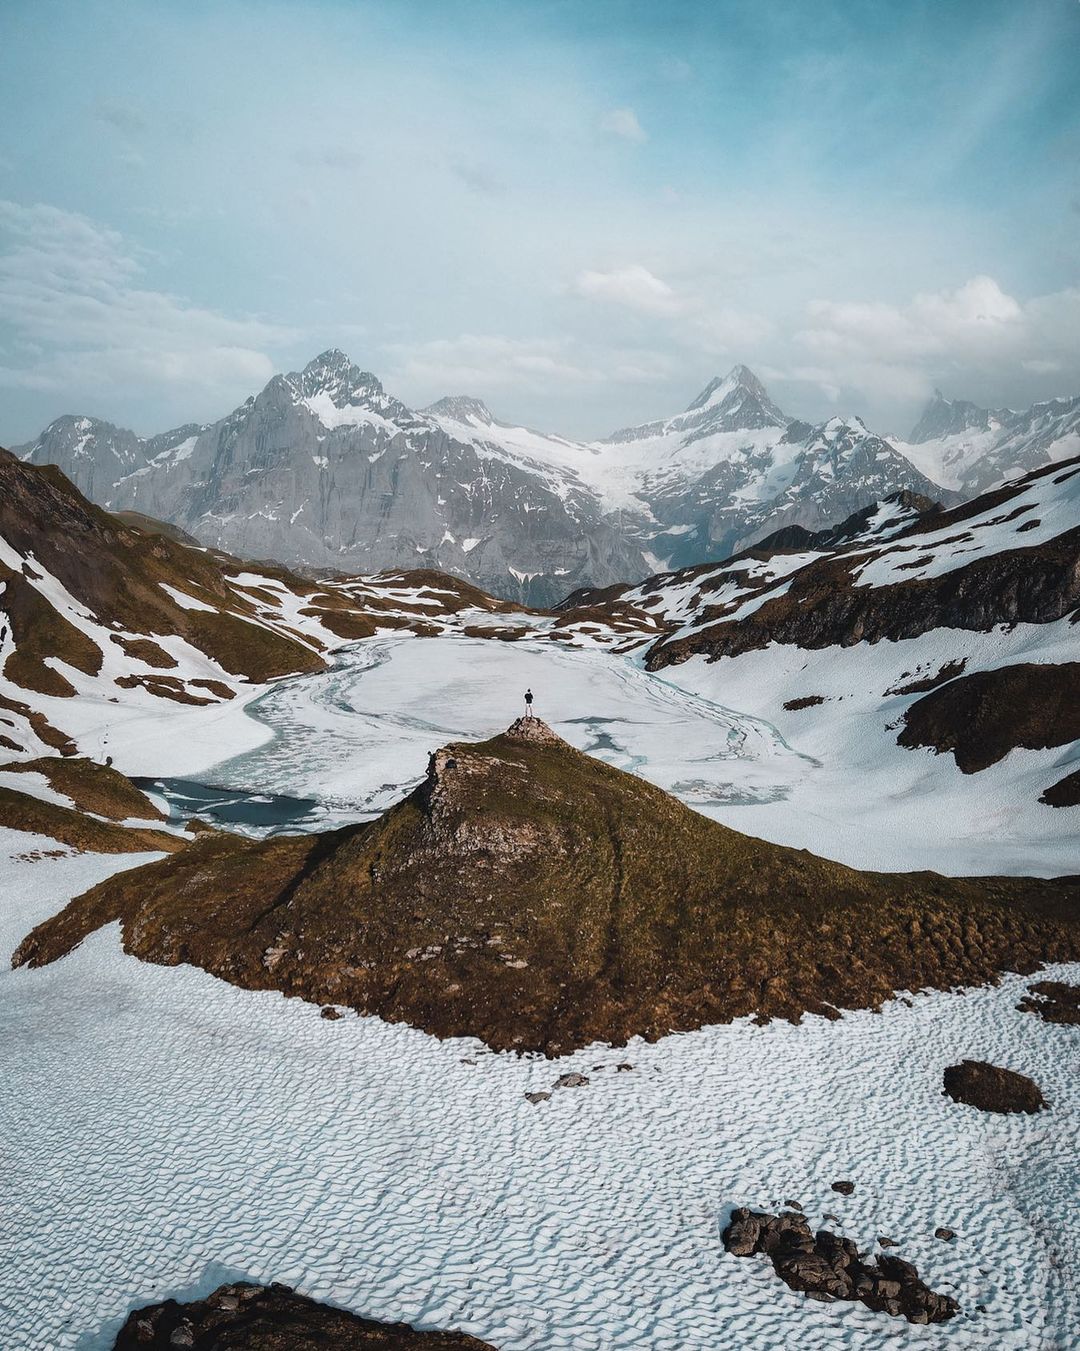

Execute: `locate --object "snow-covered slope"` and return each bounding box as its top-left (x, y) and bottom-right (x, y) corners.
top-left (563, 457), bottom-right (1080, 873)
top-left (0, 447), bottom-right (542, 766)
top-left (14, 356), bottom-right (954, 603)
top-left (427, 365), bottom-right (951, 572)
top-left (899, 388), bottom-right (1080, 494)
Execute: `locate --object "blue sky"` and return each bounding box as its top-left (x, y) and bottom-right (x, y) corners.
top-left (1, 0), bottom-right (1078, 440)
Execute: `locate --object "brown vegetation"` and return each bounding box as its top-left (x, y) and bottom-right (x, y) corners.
top-left (16, 719), bottom-right (1079, 1055)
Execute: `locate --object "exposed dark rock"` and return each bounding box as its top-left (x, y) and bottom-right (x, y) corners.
top-left (830, 1181), bottom-right (855, 1195)
top-left (935, 1228), bottom-right (956, 1242)
top-left (320, 1006), bottom-right (342, 1020)
top-left (15, 720), bottom-right (1080, 1056)
top-left (1017, 979), bottom-right (1080, 1025)
top-left (111, 1281), bottom-right (496, 1349)
top-left (782, 696), bottom-right (826, 711)
top-left (887, 658), bottom-right (968, 696)
top-left (897, 663), bottom-right (1080, 773)
top-left (878, 1236), bottom-right (898, 1248)
top-left (554, 1072), bottom-right (590, 1088)
top-left (722, 1208), bottom-right (959, 1324)
top-left (943, 1059), bottom-right (1047, 1113)
top-left (1041, 768), bottom-right (1080, 808)
top-left (524, 1091), bottom-right (551, 1105)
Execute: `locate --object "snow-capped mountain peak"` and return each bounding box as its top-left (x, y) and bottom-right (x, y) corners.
top-left (277, 349), bottom-right (414, 428)
top-left (422, 395), bottom-right (495, 426)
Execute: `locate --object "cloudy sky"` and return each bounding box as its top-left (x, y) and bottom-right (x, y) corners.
top-left (1, 0), bottom-right (1078, 442)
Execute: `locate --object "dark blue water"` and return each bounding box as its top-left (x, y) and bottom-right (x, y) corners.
top-left (132, 777), bottom-right (322, 834)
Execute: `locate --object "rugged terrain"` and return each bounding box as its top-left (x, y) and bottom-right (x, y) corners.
top-left (562, 453), bottom-right (1080, 833)
top-left (901, 388), bottom-right (1080, 495)
top-left (16, 354), bottom-right (984, 602)
top-left (0, 447), bottom-right (543, 763)
top-left (16, 717), bottom-right (1079, 1054)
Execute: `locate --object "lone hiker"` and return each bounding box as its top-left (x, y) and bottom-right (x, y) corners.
top-left (524, 688), bottom-right (534, 719)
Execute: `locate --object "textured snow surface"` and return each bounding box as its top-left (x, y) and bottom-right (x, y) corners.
top-left (1, 835), bottom-right (1077, 1350)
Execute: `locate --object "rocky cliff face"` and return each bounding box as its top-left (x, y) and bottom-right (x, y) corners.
top-left (14, 355), bottom-right (975, 602)
top-left (16, 716), bottom-right (1079, 1054)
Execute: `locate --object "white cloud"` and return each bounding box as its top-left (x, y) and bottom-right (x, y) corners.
top-left (600, 107), bottom-right (646, 143)
top-left (790, 275), bottom-right (1080, 417)
top-left (574, 264), bottom-right (684, 316)
top-left (0, 200), bottom-right (292, 412)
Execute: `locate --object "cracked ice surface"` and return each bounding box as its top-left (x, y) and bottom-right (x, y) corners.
top-left (207, 635), bottom-right (814, 830)
top-left (1, 836), bottom-right (1077, 1349)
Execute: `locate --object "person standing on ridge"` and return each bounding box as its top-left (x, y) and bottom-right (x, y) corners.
top-left (524, 688), bottom-right (534, 719)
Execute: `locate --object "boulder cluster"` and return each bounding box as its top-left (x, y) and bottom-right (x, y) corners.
top-left (722, 1208), bottom-right (959, 1325)
top-left (113, 1281), bottom-right (495, 1349)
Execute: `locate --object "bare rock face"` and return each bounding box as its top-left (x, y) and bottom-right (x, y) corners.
top-left (942, 1059), bottom-right (1047, 1114)
top-left (722, 1209), bottom-right (959, 1324)
top-left (112, 1281), bottom-right (496, 1349)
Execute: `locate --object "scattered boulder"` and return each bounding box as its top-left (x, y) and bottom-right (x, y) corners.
top-left (722, 1209), bottom-right (959, 1324)
top-left (782, 695), bottom-right (826, 711)
top-left (831, 1180), bottom-right (855, 1196)
top-left (878, 1236), bottom-right (898, 1248)
top-left (943, 1059), bottom-right (1047, 1114)
top-left (320, 1006), bottom-right (341, 1020)
top-left (935, 1228), bottom-right (956, 1243)
top-left (553, 1072), bottom-right (589, 1089)
top-left (524, 1091), bottom-right (551, 1105)
top-left (111, 1281), bottom-right (497, 1348)
top-left (615, 1062), bottom-right (634, 1072)
top-left (1017, 979), bottom-right (1080, 1025)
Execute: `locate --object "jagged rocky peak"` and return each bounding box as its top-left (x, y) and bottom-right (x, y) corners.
top-left (684, 364), bottom-right (788, 429)
top-left (285, 348), bottom-right (402, 416)
top-left (909, 388), bottom-right (994, 442)
top-left (423, 394), bottom-right (495, 425)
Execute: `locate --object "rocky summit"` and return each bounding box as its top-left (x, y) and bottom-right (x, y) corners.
top-left (15, 718), bottom-right (1080, 1054)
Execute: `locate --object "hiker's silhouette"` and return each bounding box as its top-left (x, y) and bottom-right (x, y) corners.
top-left (524, 688), bottom-right (534, 719)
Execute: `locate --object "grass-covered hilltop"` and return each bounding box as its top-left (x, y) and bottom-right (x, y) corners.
top-left (15, 717), bottom-right (1080, 1055)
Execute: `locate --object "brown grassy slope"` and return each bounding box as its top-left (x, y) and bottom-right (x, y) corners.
top-left (15, 720), bottom-right (1079, 1053)
top-left (0, 756), bottom-right (165, 820)
top-left (0, 787), bottom-right (182, 854)
top-left (637, 457), bottom-right (1080, 669)
top-left (0, 449), bottom-right (325, 687)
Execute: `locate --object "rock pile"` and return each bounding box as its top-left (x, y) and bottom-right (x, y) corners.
top-left (722, 1209), bottom-right (959, 1325)
top-left (112, 1281), bottom-right (496, 1349)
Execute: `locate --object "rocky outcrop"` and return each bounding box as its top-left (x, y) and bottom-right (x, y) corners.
top-left (112, 1281), bottom-right (496, 1349)
top-left (15, 720), bottom-right (1080, 1054)
top-left (722, 1209), bottom-right (959, 1324)
top-left (897, 662), bottom-right (1080, 773)
top-left (942, 1060), bottom-right (1047, 1113)
top-left (1017, 980), bottom-right (1080, 1025)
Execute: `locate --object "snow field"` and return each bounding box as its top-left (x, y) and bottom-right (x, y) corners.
top-left (1, 835), bottom-right (1076, 1350)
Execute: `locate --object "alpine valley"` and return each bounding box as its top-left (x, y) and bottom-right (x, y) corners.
top-left (20, 351), bottom-right (1078, 606)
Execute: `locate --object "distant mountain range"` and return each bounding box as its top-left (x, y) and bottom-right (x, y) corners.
top-left (14, 352), bottom-right (1078, 602)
